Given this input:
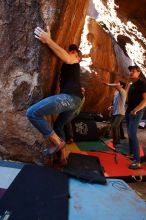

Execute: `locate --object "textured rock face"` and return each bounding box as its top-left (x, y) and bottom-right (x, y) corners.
top-left (0, 0), bottom-right (44, 162)
top-left (0, 0), bottom-right (89, 162)
top-left (0, 0), bottom-right (145, 162)
top-left (115, 0), bottom-right (146, 33)
top-left (115, 0), bottom-right (146, 71)
top-left (93, 0), bottom-right (146, 74)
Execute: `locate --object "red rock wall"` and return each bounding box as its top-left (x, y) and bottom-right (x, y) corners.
top-left (79, 17), bottom-right (131, 115)
top-left (1, 0), bottom-right (140, 163)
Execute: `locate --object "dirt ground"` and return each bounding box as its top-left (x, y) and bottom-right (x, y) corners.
top-left (123, 122), bottom-right (146, 201)
top-left (129, 182), bottom-right (146, 201)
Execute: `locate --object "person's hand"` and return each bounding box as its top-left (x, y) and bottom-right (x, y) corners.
top-left (102, 81), bottom-right (108, 86)
top-left (81, 87), bottom-right (85, 95)
top-left (130, 109), bottom-right (137, 115)
top-left (108, 106), bottom-right (113, 117)
top-left (34, 26), bottom-right (51, 44)
top-left (108, 106), bottom-right (113, 111)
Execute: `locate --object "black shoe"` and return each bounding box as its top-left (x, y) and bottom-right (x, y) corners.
top-left (128, 161), bottom-right (141, 170)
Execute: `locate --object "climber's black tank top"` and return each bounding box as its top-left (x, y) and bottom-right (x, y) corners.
top-left (60, 63), bottom-right (82, 98)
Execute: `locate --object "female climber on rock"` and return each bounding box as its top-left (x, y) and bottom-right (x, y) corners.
top-left (27, 26), bottom-right (82, 158)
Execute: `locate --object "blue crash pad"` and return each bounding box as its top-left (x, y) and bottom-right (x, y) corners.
top-left (69, 178), bottom-right (146, 220)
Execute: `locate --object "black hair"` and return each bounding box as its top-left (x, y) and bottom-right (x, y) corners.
top-left (128, 65), bottom-right (141, 72)
top-left (119, 81), bottom-right (126, 89)
top-left (68, 44), bottom-right (82, 58)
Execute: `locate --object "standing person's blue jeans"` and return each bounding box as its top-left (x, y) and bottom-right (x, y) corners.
top-left (112, 114), bottom-right (124, 145)
top-left (125, 110), bottom-right (144, 162)
top-left (26, 93), bottom-right (81, 141)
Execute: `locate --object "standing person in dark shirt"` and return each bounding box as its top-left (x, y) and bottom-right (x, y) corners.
top-left (126, 65), bottom-right (146, 169)
top-left (27, 26), bottom-right (82, 156)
